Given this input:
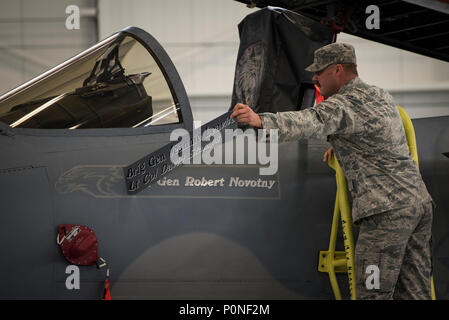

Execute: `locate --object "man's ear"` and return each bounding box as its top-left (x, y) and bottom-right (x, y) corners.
top-left (335, 64), bottom-right (343, 75)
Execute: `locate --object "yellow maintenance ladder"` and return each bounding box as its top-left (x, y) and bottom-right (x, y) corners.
top-left (318, 106), bottom-right (436, 300)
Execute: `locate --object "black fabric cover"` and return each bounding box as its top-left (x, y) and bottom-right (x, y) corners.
top-left (230, 7), bottom-right (333, 113)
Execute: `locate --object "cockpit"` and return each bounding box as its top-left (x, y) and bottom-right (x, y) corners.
top-left (0, 30), bottom-right (184, 129)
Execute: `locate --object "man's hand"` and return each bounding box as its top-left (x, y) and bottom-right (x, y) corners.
top-left (322, 147), bottom-right (334, 162)
top-left (230, 103), bottom-right (263, 128)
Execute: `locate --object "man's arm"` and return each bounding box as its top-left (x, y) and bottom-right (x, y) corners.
top-left (231, 96), bottom-right (357, 142)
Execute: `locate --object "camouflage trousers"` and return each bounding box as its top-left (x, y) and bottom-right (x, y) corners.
top-left (355, 201), bottom-right (433, 300)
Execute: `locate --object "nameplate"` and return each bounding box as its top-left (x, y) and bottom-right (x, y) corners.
top-left (124, 111), bottom-right (238, 195)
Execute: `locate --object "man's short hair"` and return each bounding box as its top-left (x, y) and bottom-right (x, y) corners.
top-left (341, 63), bottom-right (358, 76)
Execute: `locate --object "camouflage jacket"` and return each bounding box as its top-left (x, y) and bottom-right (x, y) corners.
top-left (259, 77), bottom-right (433, 223)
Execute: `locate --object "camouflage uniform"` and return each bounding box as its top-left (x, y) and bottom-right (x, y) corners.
top-left (259, 43), bottom-right (434, 299)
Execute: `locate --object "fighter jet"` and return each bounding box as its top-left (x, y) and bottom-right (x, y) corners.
top-left (0, 1), bottom-right (447, 299)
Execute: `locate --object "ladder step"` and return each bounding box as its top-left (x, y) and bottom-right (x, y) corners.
top-left (318, 251), bottom-right (348, 273)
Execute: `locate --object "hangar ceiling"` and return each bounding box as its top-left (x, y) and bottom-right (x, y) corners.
top-left (234, 0), bottom-right (449, 63)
